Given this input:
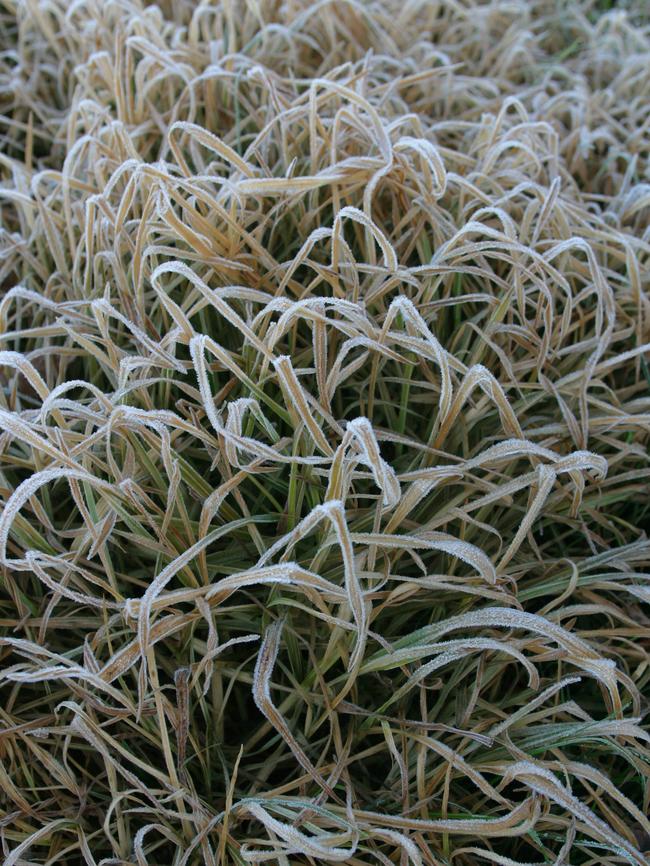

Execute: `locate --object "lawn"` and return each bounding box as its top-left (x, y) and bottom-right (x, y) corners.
top-left (0, 1), bottom-right (649, 864)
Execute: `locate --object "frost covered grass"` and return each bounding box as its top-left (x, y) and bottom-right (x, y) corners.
top-left (0, 0), bottom-right (649, 863)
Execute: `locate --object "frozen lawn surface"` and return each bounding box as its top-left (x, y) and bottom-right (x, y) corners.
top-left (0, 1), bottom-right (649, 864)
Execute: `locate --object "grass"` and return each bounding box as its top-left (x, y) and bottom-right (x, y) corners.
top-left (0, 0), bottom-right (649, 864)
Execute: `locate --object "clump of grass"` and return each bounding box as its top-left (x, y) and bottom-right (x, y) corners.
top-left (0, 0), bottom-right (649, 863)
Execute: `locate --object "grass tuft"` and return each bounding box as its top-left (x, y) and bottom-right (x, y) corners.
top-left (0, 1), bottom-right (649, 864)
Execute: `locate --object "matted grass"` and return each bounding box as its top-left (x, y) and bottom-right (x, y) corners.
top-left (0, 0), bottom-right (649, 864)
